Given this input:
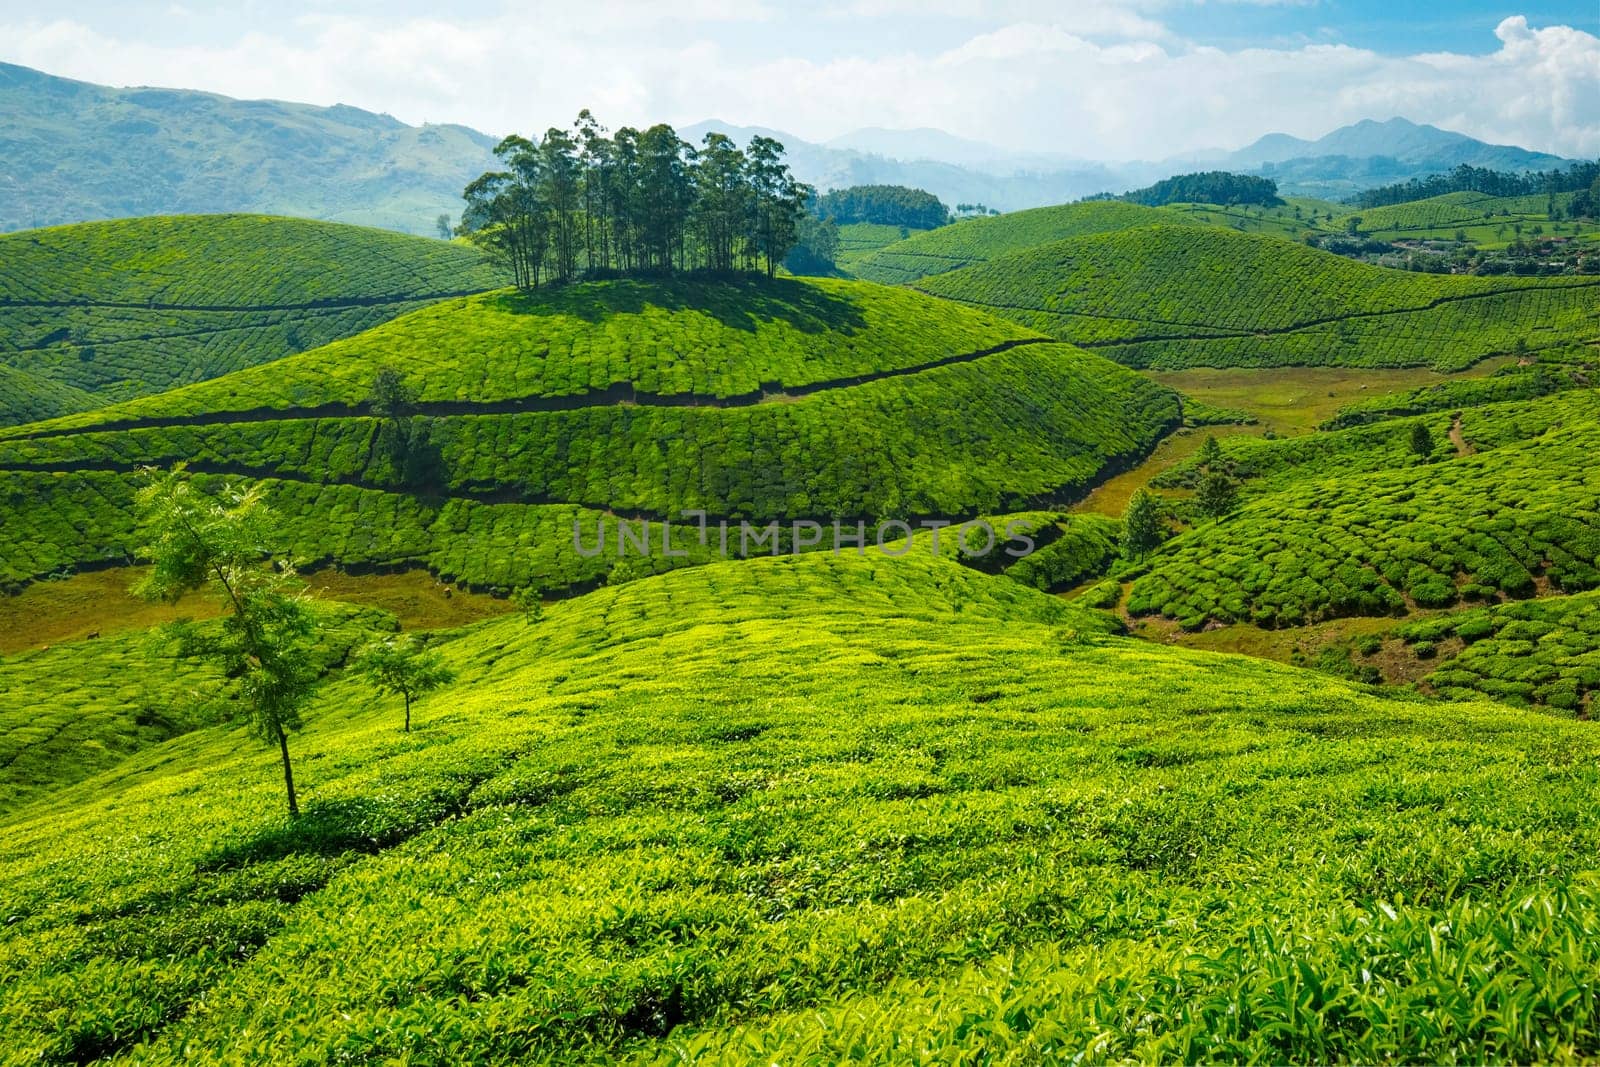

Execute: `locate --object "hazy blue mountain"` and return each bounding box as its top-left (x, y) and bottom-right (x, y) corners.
top-left (1214, 118), bottom-right (1578, 198)
top-left (0, 62), bottom-right (497, 234)
top-left (1, 61), bottom-right (1584, 232)
top-left (684, 119), bottom-right (1130, 211)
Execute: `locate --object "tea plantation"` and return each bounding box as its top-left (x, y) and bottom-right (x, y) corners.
top-left (1389, 589), bottom-right (1600, 711)
top-left (0, 364), bottom-right (93, 427)
top-left (0, 275), bottom-right (1181, 594)
top-left (917, 225), bottom-right (1600, 370)
top-left (1353, 190), bottom-right (1587, 245)
top-left (832, 222), bottom-right (928, 275)
top-left (1128, 410), bottom-right (1600, 629)
top-left (0, 215), bottom-right (501, 416)
top-left (849, 201), bottom-right (1196, 285)
top-left (0, 603), bottom-right (392, 814)
top-left (7, 553), bottom-right (1600, 1062)
top-left (8, 171), bottom-right (1600, 1065)
top-left (12, 274), bottom-right (1051, 431)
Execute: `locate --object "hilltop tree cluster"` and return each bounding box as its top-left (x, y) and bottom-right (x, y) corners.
top-left (813, 184), bottom-right (952, 229)
top-left (460, 111), bottom-right (812, 289)
top-left (1108, 171), bottom-right (1284, 208)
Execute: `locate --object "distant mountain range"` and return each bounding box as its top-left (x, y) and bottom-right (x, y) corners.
top-left (0, 61), bottom-right (1585, 234)
top-left (1201, 118), bottom-right (1577, 199)
top-left (0, 62), bottom-right (497, 234)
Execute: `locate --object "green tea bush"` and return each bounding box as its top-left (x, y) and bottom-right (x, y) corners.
top-left (17, 275), bottom-right (1048, 432)
top-left (0, 603), bottom-right (391, 813)
top-left (1325, 359), bottom-right (1593, 428)
top-left (4, 553), bottom-right (1600, 1061)
top-left (0, 365), bottom-right (95, 428)
top-left (0, 215), bottom-right (500, 412)
top-left (0, 344), bottom-right (1178, 523)
top-left (1394, 590), bottom-right (1600, 709)
top-left (852, 202), bottom-right (1196, 284)
top-left (1130, 418), bottom-right (1600, 627)
top-left (919, 225), bottom-right (1600, 370)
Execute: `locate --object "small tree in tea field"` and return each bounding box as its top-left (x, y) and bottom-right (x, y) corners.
top-left (1123, 489), bottom-right (1167, 560)
top-left (133, 465), bottom-right (318, 818)
top-left (513, 584), bottom-right (545, 624)
top-left (355, 636), bottom-right (455, 733)
top-left (1195, 470), bottom-right (1240, 520)
top-left (1410, 421), bottom-right (1436, 461)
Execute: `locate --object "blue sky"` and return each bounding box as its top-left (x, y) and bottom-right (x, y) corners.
top-left (1, 2), bottom-right (1596, 158)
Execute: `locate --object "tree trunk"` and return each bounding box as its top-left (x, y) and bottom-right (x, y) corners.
top-left (404, 693), bottom-right (412, 733)
top-left (276, 726), bottom-right (299, 818)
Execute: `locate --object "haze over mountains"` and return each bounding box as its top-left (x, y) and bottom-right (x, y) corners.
top-left (0, 61), bottom-right (1584, 234)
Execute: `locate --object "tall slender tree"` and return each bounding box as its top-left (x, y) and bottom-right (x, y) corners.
top-left (133, 466), bottom-right (318, 818)
top-left (539, 127), bottom-right (582, 283)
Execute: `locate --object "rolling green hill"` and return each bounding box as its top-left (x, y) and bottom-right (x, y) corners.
top-left (833, 221), bottom-right (929, 274)
top-left (1128, 397), bottom-right (1600, 630)
top-left (6, 552), bottom-right (1600, 1061)
top-left (0, 276), bottom-right (1180, 594)
top-left (849, 201), bottom-right (1197, 284)
top-left (917, 225), bottom-right (1600, 370)
top-left (0, 215), bottom-right (502, 424)
top-left (1390, 588), bottom-right (1600, 710)
top-left (0, 603), bottom-right (392, 815)
top-left (1352, 190), bottom-right (1587, 246)
top-left (0, 364), bottom-right (95, 428)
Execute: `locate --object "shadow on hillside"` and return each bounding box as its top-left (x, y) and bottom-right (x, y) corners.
top-left (196, 796), bottom-right (436, 870)
top-left (485, 273), bottom-right (867, 335)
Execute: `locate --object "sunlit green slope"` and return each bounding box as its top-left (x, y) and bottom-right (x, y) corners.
top-left (1129, 395), bottom-right (1600, 631)
top-left (0, 215), bottom-right (501, 419)
top-left (833, 221), bottom-right (928, 274)
top-left (0, 364), bottom-right (94, 427)
top-left (918, 225), bottom-right (1600, 370)
top-left (6, 553), bottom-right (1600, 1062)
top-left (0, 603), bottom-right (390, 814)
top-left (15, 274), bottom-right (1050, 429)
top-left (1353, 190), bottom-right (1590, 246)
top-left (849, 201), bottom-right (1198, 284)
top-left (0, 276), bottom-right (1180, 593)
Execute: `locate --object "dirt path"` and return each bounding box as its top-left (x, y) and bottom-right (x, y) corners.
top-left (1449, 413), bottom-right (1476, 456)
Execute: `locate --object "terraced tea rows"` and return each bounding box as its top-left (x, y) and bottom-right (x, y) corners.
top-left (0, 215), bottom-right (501, 417)
top-left (833, 222), bottom-right (926, 274)
top-left (0, 276), bottom-right (1180, 593)
top-left (13, 277), bottom-right (1051, 434)
top-left (0, 345), bottom-right (1175, 516)
top-left (0, 470), bottom-right (687, 595)
top-left (1155, 389), bottom-right (1595, 496)
top-left (0, 364), bottom-right (93, 427)
top-left (1354, 190), bottom-right (1582, 242)
top-left (1325, 358), bottom-right (1594, 428)
top-left (918, 226), bottom-right (1600, 370)
top-left (5, 552), bottom-right (1600, 1062)
top-left (1128, 415), bottom-right (1600, 629)
top-left (849, 202), bottom-right (1194, 285)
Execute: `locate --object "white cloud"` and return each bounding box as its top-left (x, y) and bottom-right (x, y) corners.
top-left (1, 6), bottom-right (1594, 159)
